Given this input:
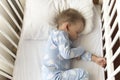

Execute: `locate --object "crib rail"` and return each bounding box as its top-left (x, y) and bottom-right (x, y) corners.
top-left (101, 0), bottom-right (120, 80)
top-left (0, 0), bottom-right (24, 80)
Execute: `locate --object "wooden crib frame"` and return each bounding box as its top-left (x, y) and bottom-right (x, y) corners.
top-left (0, 0), bottom-right (23, 80)
top-left (0, 0), bottom-right (119, 80)
top-left (101, 0), bottom-right (120, 80)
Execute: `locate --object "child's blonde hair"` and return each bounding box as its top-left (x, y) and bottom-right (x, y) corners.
top-left (54, 8), bottom-right (86, 28)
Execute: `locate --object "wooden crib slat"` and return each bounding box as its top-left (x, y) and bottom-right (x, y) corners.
top-left (0, 42), bottom-right (16, 59)
top-left (102, 0), bottom-right (117, 33)
top-left (0, 32), bottom-right (17, 55)
top-left (0, 43), bottom-right (15, 66)
top-left (0, 1), bottom-right (22, 31)
top-left (104, 4), bottom-right (116, 31)
top-left (0, 0), bottom-right (24, 79)
top-left (116, 0), bottom-right (120, 30)
top-left (105, 48), bottom-right (120, 72)
top-left (107, 66), bottom-right (120, 80)
top-left (102, 1), bottom-right (116, 80)
top-left (0, 6), bottom-right (20, 36)
top-left (110, 48), bottom-right (120, 66)
top-left (0, 31), bottom-right (17, 49)
top-left (0, 59), bottom-right (13, 76)
top-left (104, 28), bottom-right (114, 80)
top-left (0, 15), bottom-right (20, 39)
top-left (0, 74), bottom-right (11, 80)
top-left (102, 0), bottom-right (120, 80)
top-left (7, 0), bottom-right (22, 23)
top-left (15, 0), bottom-right (24, 14)
top-left (108, 0), bottom-right (116, 16)
top-left (0, 21), bottom-right (18, 48)
top-left (109, 18), bottom-right (118, 37)
top-left (108, 7), bottom-right (117, 28)
top-left (0, 70), bottom-right (12, 79)
top-left (0, 52), bottom-right (14, 68)
top-left (109, 32), bottom-right (119, 51)
top-left (0, 16), bottom-right (19, 44)
top-left (101, 0), bottom-right (109, 13)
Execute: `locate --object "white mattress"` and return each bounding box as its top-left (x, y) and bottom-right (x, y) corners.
top-left (13, 1), bottom-right (104, 80)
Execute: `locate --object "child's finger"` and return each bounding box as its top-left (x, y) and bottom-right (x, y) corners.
top-left (103, 58), bottom-right (106, 65)
top-left (100, 62), bottom-right (105, 67)
top-left (99, 58), bottom-right (106, 67)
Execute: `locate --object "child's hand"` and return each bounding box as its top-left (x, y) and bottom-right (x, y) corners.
top-left (95, 57), bottom-right (106, 67)
top-left (92, 55), bottom-right (106, 67)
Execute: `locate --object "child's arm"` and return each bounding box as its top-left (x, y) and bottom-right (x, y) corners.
top-left (91, 54), bottom-right (106, 67)
top-left (57, 31), bottom-right (91, 60)
top-left (75, 54), bottom-right (106, 67)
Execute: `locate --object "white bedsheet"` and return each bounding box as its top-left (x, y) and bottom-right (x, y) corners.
top-left (13, 1), bottom-right (104, 80)
top-left (71, 6), bottom-right (104, 80)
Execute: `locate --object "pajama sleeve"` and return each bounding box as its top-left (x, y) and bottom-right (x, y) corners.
top-left (56, 31), bottom-right (92, 61)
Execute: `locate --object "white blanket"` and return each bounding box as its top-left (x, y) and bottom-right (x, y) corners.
top-left (13, 0), bottom-right (104, 80)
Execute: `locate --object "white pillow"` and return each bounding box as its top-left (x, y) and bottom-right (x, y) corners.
top-left (23, 0), bottom-right (57, 40)
top-left (23, 0), bottom-right (94, 40)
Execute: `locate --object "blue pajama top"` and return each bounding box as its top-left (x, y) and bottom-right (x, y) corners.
top-left (43, 29), bottom-right (92, 73)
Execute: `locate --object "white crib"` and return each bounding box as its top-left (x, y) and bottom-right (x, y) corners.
top-left (0, 0), bottom-right (119, 80)
top-left (0, 0), bottom-right (24, 80)
top-left (101, 0), bottom-right (120, 80)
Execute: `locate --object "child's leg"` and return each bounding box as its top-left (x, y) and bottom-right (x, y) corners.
top-left (51, 68), bottom-right (89, 80)
top-left (61, 68), bottom-right (89, 80)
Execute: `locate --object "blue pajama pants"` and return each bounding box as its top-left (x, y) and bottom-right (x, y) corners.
top-left (61, 69), bottom-right (88, 80)
top-left (42, 67), bottom-right (89, 80)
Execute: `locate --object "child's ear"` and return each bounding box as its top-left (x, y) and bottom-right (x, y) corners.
top-left (63, 22), bottom-right (70, 32)
top-left (66, 23), bottom-right (71, 31)
top-left (66, 24), bottom-right (69, 31)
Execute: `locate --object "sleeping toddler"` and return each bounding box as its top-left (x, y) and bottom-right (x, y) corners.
top-left (42, 8), bottom-right (106, 80)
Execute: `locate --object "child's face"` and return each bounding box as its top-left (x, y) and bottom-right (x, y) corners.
top-left (68, 21), bottom-right (84, 40)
